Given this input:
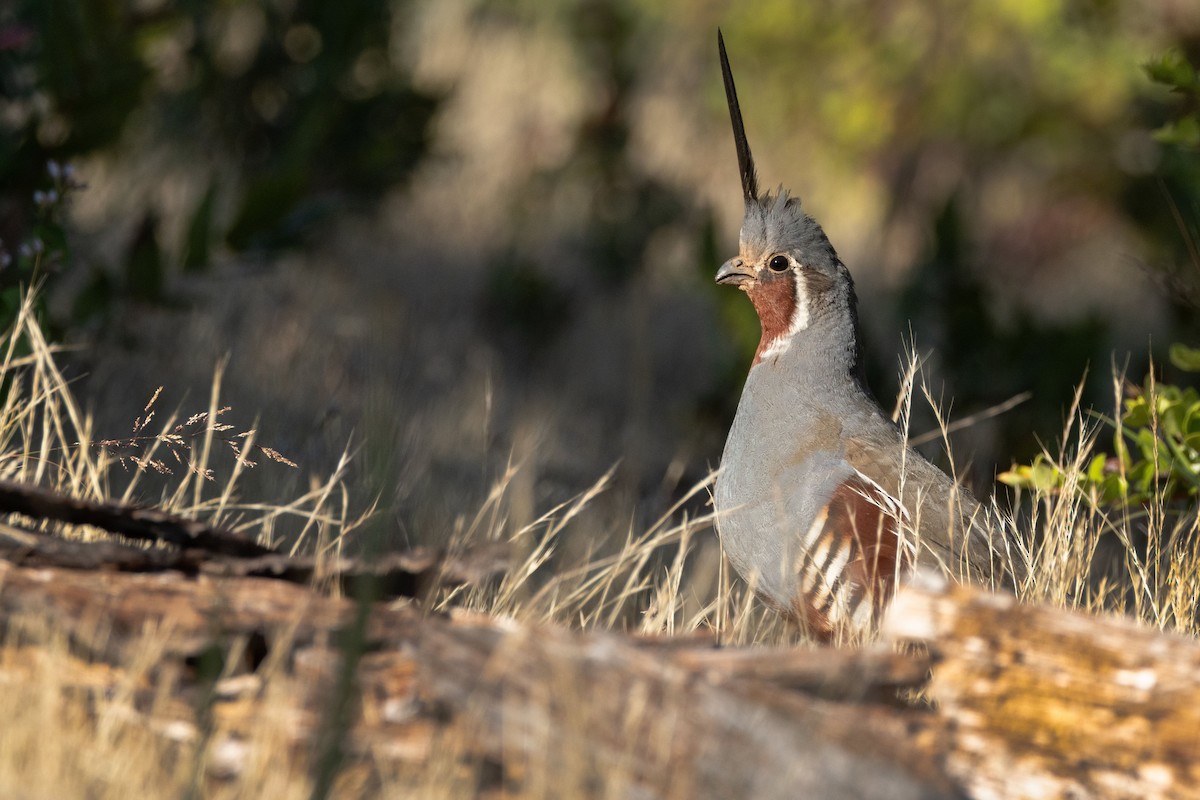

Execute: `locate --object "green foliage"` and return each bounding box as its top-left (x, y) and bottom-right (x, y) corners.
top-left (29, 0), bottom-right (148, 153)
top-left (0, 0), bottom-right (437, 331)
top-left (1128, 47), bottom-right (1200, 315)
top-left (1000, 46), bottom-right (1200, 508)
top-left (199, 0), bottom-right (438, 250)
top-left (1000, 348), bottom-right (1200, 505)
top-left (707, 1), bottom-right (1145, 162)
top-left (1145, 50), bottom-right (1198, 92)
top-left (1169, 342), bottom-right (1200, 371)
top-left (0, 160), bottom-right (82, 335)
top-left (1145, 49), bottom-right (1200, 148)
top-left (1, 1), bottom-right (151, 332)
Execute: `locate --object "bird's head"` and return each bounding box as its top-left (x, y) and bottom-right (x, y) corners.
top-left (715, 31), bottom-right (861, 369)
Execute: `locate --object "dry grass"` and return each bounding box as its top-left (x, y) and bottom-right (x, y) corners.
top-left (0, 284), bottom-right (1197, 797)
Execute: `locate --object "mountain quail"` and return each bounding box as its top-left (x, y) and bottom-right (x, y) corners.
top-left (712, 31), bottom-right (1000, 640)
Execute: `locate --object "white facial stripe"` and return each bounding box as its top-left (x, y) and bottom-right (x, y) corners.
top-left (790, 269), bottom-right (810, 333)
top-left (760, 265), bottom-right (809, 360)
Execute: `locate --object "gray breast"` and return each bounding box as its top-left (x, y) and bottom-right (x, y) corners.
top-left (715, 387), bottom-right (852, 608)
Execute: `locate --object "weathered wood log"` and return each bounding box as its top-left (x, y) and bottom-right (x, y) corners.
top-left (673, 642), bottom-right (931, 701)
top-left (0, 558), bottom-right (960, 799)
top-left (0, 478), bottom-right (272, 556)
top-left (885, 575), bottom-right (1200, 800)
top-left (6, 526), bottom-right (1200, 798)
top-left (0, 520), bottom-right (509, 601)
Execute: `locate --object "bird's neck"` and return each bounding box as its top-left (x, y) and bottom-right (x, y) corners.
top-left (752, 297), bottom-right (863, 388)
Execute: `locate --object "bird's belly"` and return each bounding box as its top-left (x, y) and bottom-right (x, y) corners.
top-left (715, 426), bottom-right (852, 608)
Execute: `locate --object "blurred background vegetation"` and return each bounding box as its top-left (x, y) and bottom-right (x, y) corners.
top-left (1, 0), bottom-right (1199, 547)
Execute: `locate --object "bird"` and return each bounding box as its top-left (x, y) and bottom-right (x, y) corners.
top-left (712, 31), bottom-right (1003, 641)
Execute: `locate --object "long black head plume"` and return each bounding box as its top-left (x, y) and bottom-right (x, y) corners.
top-left (717, 30), bottom-right (759, 203)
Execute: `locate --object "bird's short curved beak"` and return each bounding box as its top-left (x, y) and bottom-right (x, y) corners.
top-left (715, 258), bottom-right (755, 287)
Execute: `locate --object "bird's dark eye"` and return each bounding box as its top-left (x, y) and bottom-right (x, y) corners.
top-left (768, 255), bottom-right (790, 272)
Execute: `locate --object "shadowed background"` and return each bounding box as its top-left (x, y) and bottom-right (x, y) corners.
top-left (3, 0), bottom-right (1200, 554)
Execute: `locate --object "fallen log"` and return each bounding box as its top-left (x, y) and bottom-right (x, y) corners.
top-left (0, 558), bottom-right (959, 799)
top-left (0, 477), bottom-right (272, 556)
top-left (0, 517), bottom-right (509, 601)
top-left (885, 575), bottom-right (1200, 800)
top-left (4, 522), bottom-right (1200, 797)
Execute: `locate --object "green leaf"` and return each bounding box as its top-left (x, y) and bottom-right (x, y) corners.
top-left (1163, 432), bottom-right (1200, 489)
top-left (1123, 397), bottom-right (1151, 428)
top-left (1029, 460), bottom-right (1064, 492)
top-left (998, 460), bottom-right (1063, 492)
top-left (1099, 473), bottom-right (1128, 503)
top-left (1154, 117), bottom-right (1200, 148)
top-left (996, 468), bottom-right (1027, 488)
top-left (1171, 343), bottom-right (1200, 372)
top-left (1129, 460), bottom-right (1155, 493)
top-left (1144, 50), bottom-right (1198, 92)
top-left (1115, 435), bottom-right (1132, 469)
top-left (1135, 427), bottom-right (1159, 460)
